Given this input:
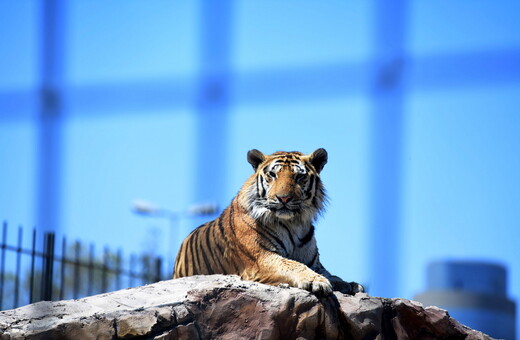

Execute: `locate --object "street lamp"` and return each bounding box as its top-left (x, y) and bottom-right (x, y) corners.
top-left (131, 199), bottom-right (219, 275)
top-left (132, 200), bottom-right (219, 218)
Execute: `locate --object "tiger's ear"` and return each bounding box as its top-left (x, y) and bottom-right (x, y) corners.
top-left (309, 148), bottom-right (328, 173)
top-left (247, 149), bottom-right (266, 171)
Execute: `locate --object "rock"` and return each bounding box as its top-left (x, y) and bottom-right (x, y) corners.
top-left (116, 311), bottom-right (157, 338)
top-left (0, 275), bottom-right (495, 340)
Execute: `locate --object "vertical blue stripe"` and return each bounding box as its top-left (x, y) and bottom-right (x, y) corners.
top-left (37, 0), bottom-right (65, 233)
top-left (368, 0), bottom-right (407, 298)
top-left (194, 1), bottom-right (232, 206)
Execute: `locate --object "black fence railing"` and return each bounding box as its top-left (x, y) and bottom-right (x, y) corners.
top-left (0, 222), bottom-right (167, 311)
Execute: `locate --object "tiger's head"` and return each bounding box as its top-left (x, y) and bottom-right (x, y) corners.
top-left (239, 149), bottom-right (328, 223)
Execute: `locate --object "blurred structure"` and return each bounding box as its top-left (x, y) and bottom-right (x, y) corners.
top-left (415, 260), bottom-right (516, 340)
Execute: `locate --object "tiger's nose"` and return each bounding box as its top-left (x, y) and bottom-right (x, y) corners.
top-left (277, 195), bottom-right (293, 204)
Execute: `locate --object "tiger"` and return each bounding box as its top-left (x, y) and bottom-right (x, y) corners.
top-left (173, 148), bottom-right (364, 296)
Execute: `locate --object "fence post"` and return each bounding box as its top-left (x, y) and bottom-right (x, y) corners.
top-left (0, 222), bottom-right (7, 310)
top-left (41, 232), bottom-right (55, 301)
top-left (154, 257), bottom-right (162, 282)
top-left (102, 247), bottom-right (109, 293)
top-left (14, 226), bottom-right (22, 308)
top-left (73, 241), bottom-right (81, 299)
top-left (29, 229), bottom-right (36, 303)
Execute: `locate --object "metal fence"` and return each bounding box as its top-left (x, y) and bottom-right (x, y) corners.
top-left (0, 222), bottom-right (166, 311)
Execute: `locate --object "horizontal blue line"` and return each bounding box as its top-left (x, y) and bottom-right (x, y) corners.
top-left (1, 49), bottom-right (519, 120)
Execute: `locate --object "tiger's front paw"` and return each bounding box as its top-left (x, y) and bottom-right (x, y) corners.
top-left (331, 278), bottom-right (365, 295)
top-left (349, 281), bottom-right (365, 294)
top-left (298, 275), bottom-right (333, 296)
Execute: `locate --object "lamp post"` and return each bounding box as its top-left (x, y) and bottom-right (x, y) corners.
top-left (131, 199), bottom-right (219, 276)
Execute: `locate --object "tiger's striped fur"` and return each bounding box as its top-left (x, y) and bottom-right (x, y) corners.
top-left (173, 149), bottom-right (363, 296)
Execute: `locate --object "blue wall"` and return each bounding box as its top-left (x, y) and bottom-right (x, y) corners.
top-left (1, 1), bottom-right (519, 336)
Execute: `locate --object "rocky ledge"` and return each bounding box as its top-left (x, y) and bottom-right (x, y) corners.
top-left (0, 275), bottom-right (494, 340)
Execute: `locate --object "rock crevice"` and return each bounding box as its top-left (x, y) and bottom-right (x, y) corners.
top-left (0, 275), bottom-right (495, 340)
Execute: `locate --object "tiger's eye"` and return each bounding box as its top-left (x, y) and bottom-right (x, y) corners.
top-left (268, 171), bottom-right (277, 178)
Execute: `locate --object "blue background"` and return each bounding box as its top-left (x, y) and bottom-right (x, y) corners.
top-left (1, 0), bottom-right (519, 334)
